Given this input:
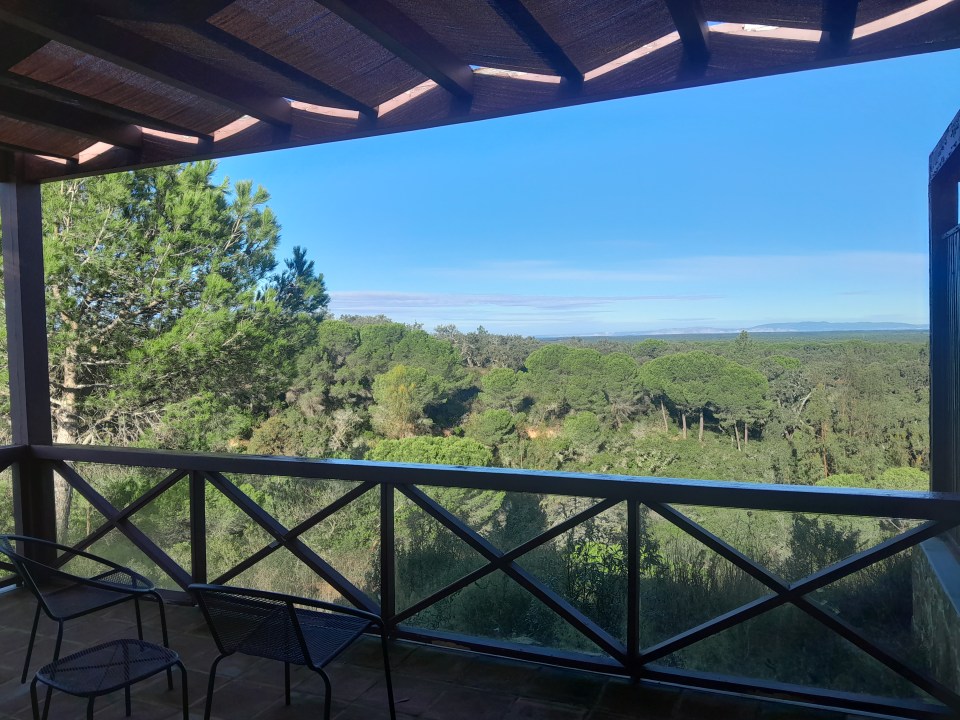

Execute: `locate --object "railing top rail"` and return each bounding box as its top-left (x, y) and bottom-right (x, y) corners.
top-left (0, 444), bottom-right (28, 465)
top-left (30, 443), bottom-right (960, 521)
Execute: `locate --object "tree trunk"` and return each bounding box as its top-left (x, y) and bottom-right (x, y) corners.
top-left (681, 413), bottom-right (687, 439)
top-left (743, 424), bottom-right (748, 446)
top-left (660, 401), bottom-right (668, 432)
top-left (821, 421), bottom-right (829, 478)
top-left (734, 422), bottom-right (742, 451)
top-left (698, 411), bottom-right (704, 443)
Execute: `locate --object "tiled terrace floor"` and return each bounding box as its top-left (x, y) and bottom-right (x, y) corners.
top-left (0, 588), bottom-right (887, 720)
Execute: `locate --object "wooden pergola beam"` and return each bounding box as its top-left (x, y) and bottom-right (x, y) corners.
top-left (0, 139), bottom-right (76, 161)
top-left (819, 0), bottom-right (859, 58)
top-left (69, 2), bottom-right (376, 118)
top-left (0, 22), bottom-right (46, 69)
top-left (77, 0), bottom-right (236, 24)
top-left (0, 84), bottom-right (142, 150)
top-left (197, 24), bottom-right (377, 117)
top-left (0, 70), bottom-right (213, 141)
top-left (664, 0), bottom-right (710, 67)
top-left (315, 0), bottom-right (474, 102)
top-left (0, 0), bottom-right (293, 128)
top-left (487, 0), bottom-right (582, 84)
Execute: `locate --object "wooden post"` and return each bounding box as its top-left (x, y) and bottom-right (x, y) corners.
top-left (929, 109), bottom-right (960, 495)
top-left (0, 173), bottom-right (56, 542)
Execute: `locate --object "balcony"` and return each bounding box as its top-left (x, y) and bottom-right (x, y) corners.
top-left (1, 443), bottom-right (958, 719)
top-left (0, 584), bottom-right (892, 720)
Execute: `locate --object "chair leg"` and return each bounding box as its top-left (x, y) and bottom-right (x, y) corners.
top-left (21, 601), bottom-right (41, 683)
top-left (204, 654), bottom-right (227, 720)
top-left (86, 697), bottom-right (95, 720)
top-left (284, 661), bottom-right (291, 705)
top-left (314, 668), bottom-right (332, 720)
top-left (134, 596), bottom-right (144, 641)
top-left (41, 622), bottom-right (64, 720)
top-left (125, 683), bottom-right (132, 716)
top-left (29, 677), bottom-right (40, 720)
top-left (176, 661), bottom-right (189, 720)
top-left (151, 591), bottom-right (173, 690)
top-left (381, 633), bottom-right (397, 720)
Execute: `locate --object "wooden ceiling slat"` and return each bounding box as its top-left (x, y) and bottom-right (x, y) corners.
top-left (0, 84), bottom-right (141, 149)
top-left (315, 0), bottom-right (474, 102)
top-left (664, 0), bottom-right (711, 67)
top-left (0, 0), bottom-right (293, 128)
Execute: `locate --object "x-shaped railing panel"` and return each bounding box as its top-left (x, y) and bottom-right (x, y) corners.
top-left (42, 453), bottom-right (960, 717)
top-left (398, 485), bottom-right (628, 663)
top-left (645, 501), bottom-right (960, 710)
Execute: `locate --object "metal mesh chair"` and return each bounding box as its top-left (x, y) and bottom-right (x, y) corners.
top-left (190, 583), bottom-right (396, 720)
top-left (0, 534), bottom-right (170, 689)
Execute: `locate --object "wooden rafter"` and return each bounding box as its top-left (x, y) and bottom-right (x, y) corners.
top-left (664, 0), bottom-right (710, 66)
top-left (72, 1), bottom-right (376, 117)
top-left (0, 138), bottom-right (75, 160)
top-left (0, 0), bottom-right (293, 128)
top-left (197, 24), bottom-right (377, 117)
top-left (315, 0), bottom-right (473, 102)
top-left (0, 22), bottom-right (46, 69)
top-left (77, 0), bottom-right (236, 24)
top-left (487, 0), bottom-right (582, 84)
top-left (0, 71), bottom-right (212, 140)
top-left (0, 84), bottom-right (142, 149)
top-left (819, 0), bottom-right (859, 57)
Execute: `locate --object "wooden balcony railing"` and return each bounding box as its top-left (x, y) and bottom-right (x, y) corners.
top-left (1, 443), bottom-right (959, 719)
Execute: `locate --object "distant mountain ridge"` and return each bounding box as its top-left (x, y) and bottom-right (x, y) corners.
top-left (568, 321), bottom-right (929, 338)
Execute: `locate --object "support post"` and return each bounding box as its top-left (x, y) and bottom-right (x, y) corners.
top-left (189, 471), bottom-right (207, 583)
top-left (930, 109), bottom-right (960, 496)
top-left (0, 176), bottom-right (55, 542)
top-left (380, 483), bottom-right (395, 628)
top-left (626, 499), bottom-right (639, 676)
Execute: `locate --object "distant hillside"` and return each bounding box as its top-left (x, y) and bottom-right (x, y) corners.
top-left (546, 321), bottom-right (928, 339)
top-left (747, 321), bottom-right (927, 333)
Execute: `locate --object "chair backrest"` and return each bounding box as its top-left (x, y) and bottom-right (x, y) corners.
top-left (191, 585), bottom-right (309, 665)
top-left (0, 535), bottom-right (54, 610)
top-left (0, 534), bottom-right (151, 619)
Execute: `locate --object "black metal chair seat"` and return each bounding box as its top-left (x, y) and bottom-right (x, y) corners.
top-left (39, 574), bottom-right (147, 620)
top-left (190, 583), bottom-right (396, 720)
top-left (0, 534), bottom-right (170, 692)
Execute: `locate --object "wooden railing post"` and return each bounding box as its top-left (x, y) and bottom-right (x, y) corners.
top-left (626, 499), bottom-right (640, 676)
top-left (189, 470), bottom-right (207, 583)
top-left (930, 109), bottom-right (960, 499)
top-left (380, 482), bottom-right (395, 629)
top-left (1, 176), bottom-right (56, 548)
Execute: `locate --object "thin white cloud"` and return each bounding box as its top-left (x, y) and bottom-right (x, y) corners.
top-left (330, 290), bottom-right (722, 313)
top-left (427, 260), bottom-right (680, 283)
top-left (422, 251), bottom-right (925, 286)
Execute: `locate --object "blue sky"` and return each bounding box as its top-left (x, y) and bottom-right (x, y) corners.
top-left (216, 49), bottom-right (960, 337)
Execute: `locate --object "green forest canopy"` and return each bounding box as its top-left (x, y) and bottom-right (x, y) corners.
top-left (0, 162), bottom-right (930, 494)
